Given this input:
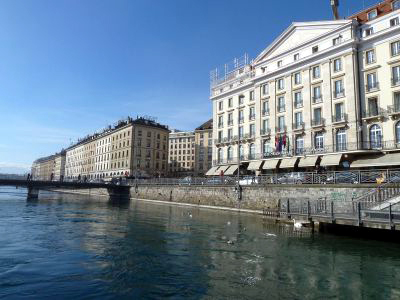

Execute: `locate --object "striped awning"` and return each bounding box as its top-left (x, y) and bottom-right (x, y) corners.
top-left (320, 154), bottom-right (342, 167)
top-left (225, 165), bottom-right (238, 175)
top-left (262, 159), bottom-right (280, 169)
top-left (247, 160), bottom-right (263, 171)
top-left (215, 165), bottom-right (230, 175)
top-left (279, 157), bottom-right (299, 169)
top-left (298, 156), bottom-right (319, 168)
top-left (206, 166), bottom-right (219, 176)
top-left (351, 153), bottom-right (400, 168)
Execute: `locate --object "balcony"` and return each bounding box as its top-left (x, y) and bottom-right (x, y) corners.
top-left (249, 114), bottom-right (256, 121)
top-left (294, 101), bottom-right (303, 109)
top-left (262, 109), bottom-right (270, 116)
top-left (333, 89), bottom-right (345, 99)
top-left (292, 122), bottom-right (305, 131)
top-left (218, 122), bottom-right (224, 129)
top-left (311, 118), bottom-right (325, 128)
top-left (362, 108), bottom-right (385, 120)
top-left (238, 118), bottom-right (244, 124)
top-left (275, 125), bottom-right (287, 133)
top-left (214, 138), bottom-right (223, 145)
top-left (388, 104), bottom-right (400, 116)
top-left (365, 82), bottom-right (379, 92)
top-left (392, 77), bottom-right (400, 87)
top-left (312, 95), bottom-right (323, 104)
top-left (260, 128), bottom-right (271, 136)
top-left (332, 113), bottom-right (348, 124)
top-left (227, 119), bottom-right (233, 126)
top-left (277, 105), bottom-right (285, 113)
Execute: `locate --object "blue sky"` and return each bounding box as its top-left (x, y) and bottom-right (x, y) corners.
top-left (0, 0), bottom-right (376, 172)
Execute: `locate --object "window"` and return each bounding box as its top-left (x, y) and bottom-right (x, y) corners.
top-left (392, 66), bottom-right (400, 85)
top-left (249, 143), bottom-right (256, 160)
top-left (218, 131), bottom-right (223, 142)
top-left (238, 110), bottom-right (244, 123)
top-left (262, 119), bottom-right (269, 131)
top-left (313, 107), bottom-right (322, 125)
top-left (312, 46), bottom-right (319, 53)
top-left (294, 72), bottom-right (301, 85)
top-left (366, 73), bottom-right (378, 91)
top-left (239, 95), bottom-right (244, 105)
top-left (315, 132), bottom-right (324, 150)
top-left (336, 129), bottom-right (347, 151)
top-left (239, 126), bottom-right (243, 139)
top-left (262, 83), bottom-right (269, 96)
top-left (366, 49), bottom-right (375, 64)
top-left (227, 147), bottom-right (233, 160)
top-left (368, 10), bottom-right (377, 20)
top-left (368, 97), bottom-right (379, 116)
top-left (394, 92), bottom-right (400, 111)
top-left (249, 106), bottom-right (255, 120)
top-left (396, 121), bottom-right (400, 143)
top-left (277, 96), bottom-right (285, 112)
top-left (294, 92), bottom-right (302, 108)
top-left (217, 148), bottom-right (223, 163)
top-left (390, 17), bottom-right (399, 27)
top-left (333, 58), bottom-right (342, 72)
top-left (228, 98), bottom-right (233, 107)
top-left (249, 90), bottom-right (254, 101)
top-left (228, 112), bottom-right (233, 125)
top-left (278, 116), bottom-right (285, 132)
top-left (263, 140), bottom-right (271, 155)
top-left (391, 41), bottom-right (400, 56)
top-left (277, 78), bottom-right (284, 90)
top-left (277, 60), bottom-right (282, 67)
top-left (249, 124), bottom-right (255, 137)
top-left (394, 0), bottom-right (400, 10)
top-left (239, 145), bottom-right (244, 159)
top-left (262, 101), bottom-right (269, 116)
top-left (227, 128), bottom-right (233, 140)
top-left (294, 112), bottom-right (303, 128)
top-left (334, 103), bottom-right (344, 122)
top-left (333, 36), bottom-right (341, 46)
top-left (364, 28), bottom-right (373, 37)
top-left (294, 53), bottom-right (299, 61)
top-left (218, 101), bottom-right (223, 111)
top-left (312, 66), bottom-right (320, 79)
top-left (370, 124), bottom-right (382, 149)
top-left (218, 115), bottom-right (223, 128)
top-left (313, 86), bottom-right (322, 103)
top-left (295, 136), bottom-right (304, 155)
top-left (334, 80), bottom-right (344, 98)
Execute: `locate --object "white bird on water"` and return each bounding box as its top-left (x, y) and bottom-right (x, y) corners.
top-left (188, 212), bottom-right (193, 218)
top-left (293, 219), bottom-right (303, 229)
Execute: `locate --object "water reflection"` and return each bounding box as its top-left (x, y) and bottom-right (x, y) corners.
top-left (0, 188), bottom-right (399, 299)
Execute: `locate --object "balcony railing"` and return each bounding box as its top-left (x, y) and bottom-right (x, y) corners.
top-left (227, 119), bottom-right (233, 126)
top-left (366, 82), bottom-right (379, 92)
top-left (262, 109), bottom-right (270, 116)
top-left (332, 113), bottom-right (348, 123)
top-left (277, 105), bottom-right (285, 113)
top-left (362, 108), bottom-right (384, 119)
top-left (333, 89), bottom-right (345, 98)
top-left (276, 125), bottom-right (287, 133)
top-left (238, 118), bottom-right (244, 124)
top-left (260, 128), bottom-right (271, 136)
top-left (388, 104), bottom-right (400, 115)
top-left (294, 100), bottom-right (303, 109)
top-left (293, 122), bottom-right (305, 131)
top-left (311, 118), bottom-right (325, 127)
top-left (218, 122), bottom-right (224, 128)
top-left (312, 95), bottom-right (323, 104)
top-left (249, 114), bottom-right (256, 121)
top-left (392, 77), bottom-right (400, 86)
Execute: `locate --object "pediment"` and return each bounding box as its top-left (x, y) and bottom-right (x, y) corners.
top-left (254, 21), bottom-right (352, 64)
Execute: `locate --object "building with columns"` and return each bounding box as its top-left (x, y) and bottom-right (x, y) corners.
top-left (209, 0), bottom-right (400, 175)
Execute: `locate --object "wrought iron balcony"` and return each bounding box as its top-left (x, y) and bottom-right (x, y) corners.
top-left (294, 101), bottom-right (303, 109)
top-left (388, 104), bottom-right (400, 115)
top-left (277, 105), bottom-right (285, 113)
top-left (362, 108), bottom-right (385, 119)
top-left (218, 122), bottom-right (224, 128)
top-left (275, 125), bottom-right (287, 133)
top-left (365, 82), bottom-right (379, 92)
top-left (238, 118), bottom-right (244, 124)
top-left (249, 114), bottom-right (256, 121)
top-left (392, 77), bottom-right (400, 86)
top-left (311, 118), bottom-right (325, 127)
top-left (312, 95), bottom-right (323, 104)
top-left (262, 109), bottom-right (270, 116)
top-left (227, 119), bottom-right (233, 126)
top-left (260, 128), bottom-right (271, 136)
top-left (292, 122), bottom-right (305, 131)
top-left (332, 113), bottom-right (348, 123)
top-left (333, 89), bottom-right (345, 98)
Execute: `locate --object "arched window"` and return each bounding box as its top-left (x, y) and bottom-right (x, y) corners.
top-left (295, 136), bottom-right (304, 155)
top-left (249, 143), bottom-right (256, 160)
top-left (227, 147), bottom-right (233, 161)
top-left (370, 124), bottom-right (382, 148)
top-left (314, 132), bottom-right (324, 150)
top-left (218, 148), bottom-right (223, 163)
top-left (336, 129), bottom-right (347, 151)
top-left (396, 121), bottom-right (400, 143)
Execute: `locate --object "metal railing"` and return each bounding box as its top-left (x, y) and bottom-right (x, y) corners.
top-left (260, 128), bottom-right (271, 136)
top-left (293, 122), bottom-right (305, 130)
top-left (312, 96), bottom-right (323, 104)
top-left (387, 104), bottom-right (400, 114)
top-left (311, 118), bottom-right (325, 127)
top-left (362, 108), bottom-right (385, 118)
top-left (277, 105), bottom-right (285, 113)
top-left (366, 82), bottom-right (379, 92)
top-left (262, 109), bottom-right (270, 116)
top-left (391, 77), bottom-right (400, 86)
top-left (333, 89), bottom-right (345, 98)
top-left (332, 113), bottom-right (347, 123)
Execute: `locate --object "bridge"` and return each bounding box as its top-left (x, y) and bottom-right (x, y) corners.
top-left (0, 179), bottom-right (131, 200)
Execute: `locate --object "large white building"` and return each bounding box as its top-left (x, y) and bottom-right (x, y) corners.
top-left (209, 0), bottom-right (400, 175)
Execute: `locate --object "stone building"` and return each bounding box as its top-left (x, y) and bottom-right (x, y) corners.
top-left (208, 0), bottom-right (400, 175)
top-left (168, 130), bottom-right (196, 176)
top-left (31, 150), bottom-right (65, 180)
top-left (64, 117), bottom-right (169, 180)
top-left (194, 119), bottom-right (213, 176)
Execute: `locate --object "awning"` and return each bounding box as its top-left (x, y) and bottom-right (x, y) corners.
top-left (206, 166), bottom-right (219, 176)
top-left (351, 153), bottom-right (400, 168)
top-left (298, 156), bottom-right (319, 168)
top-left (225, 165), bottom-right (238, 175)
top-left (215, 165), bottom-right (230, 175)
top-left (279, 157), bottom-right (299, 168)
top-left (247, 160), bottom-right (263, 171)
top-left (263, 159), bottom-right (280, 169)
top-left (320, 154), bottom-right (342, 167)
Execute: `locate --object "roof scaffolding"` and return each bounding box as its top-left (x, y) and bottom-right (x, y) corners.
top-left (210, 53), bottom-right (253, 87)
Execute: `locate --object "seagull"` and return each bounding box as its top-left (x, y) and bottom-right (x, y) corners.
top-left (188, 212), bottom-right (193, 218)
top-left (227, 240), bottom-right (234, 245)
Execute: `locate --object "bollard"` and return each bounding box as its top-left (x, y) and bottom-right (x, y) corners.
top-left (331, 201), bottom-right (335, 222)
top-left (389, 203), bottom-right (394, 229)
top-left (286, 198), bottom-right (290, 219)
top-left (357, 202), bottom-right (362, 226)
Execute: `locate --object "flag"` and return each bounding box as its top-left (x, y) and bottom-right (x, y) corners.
top-left (282, 134), bottom-right (286, 148)
top-left (275, 136), bottom-right (279, 151)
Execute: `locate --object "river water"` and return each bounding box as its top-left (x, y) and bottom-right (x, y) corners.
top-left (0, 186), bottom-right (400, 299)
